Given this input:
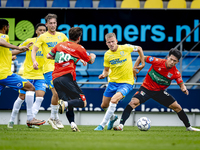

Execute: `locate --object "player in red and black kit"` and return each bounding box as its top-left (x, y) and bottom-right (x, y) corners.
top-left (47, 27), bottom-right (96, 131)
top-left (113, 48), bottom-right (200, 131)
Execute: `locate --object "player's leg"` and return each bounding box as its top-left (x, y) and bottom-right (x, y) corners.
top-left (8, 92), bottom-right (25, 128)
top-left (32, 80), bottom-right (46, 118)
top-left (44, 72), bottom-right (62, 129)
top-left (168, 100), bottom-right (200, 131)
top-left (114, 86), bottom-right (151, 131)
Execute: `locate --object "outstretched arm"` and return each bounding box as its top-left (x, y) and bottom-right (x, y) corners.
top-left (31, 45), bottom-right (39, 70)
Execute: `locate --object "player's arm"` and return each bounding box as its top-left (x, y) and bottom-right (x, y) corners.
top-left (87, 53), bottom-right (96, 64)
top-left (47, 53), bottom-right (55, 60)
top-left (31, 45), bottom-right (39, 70)
top-left (135, 46), bottom-right (145, 70)
top-left (80, 59), bottom-right (87, 66)
top-left (99, 67), bottom-right (109, 79)
top-left (11, 42), bottom-right (33, 55)
top-left (179, 82), bottom-right (189, 95)
top-left (0, 38), bottom-right (32, 51)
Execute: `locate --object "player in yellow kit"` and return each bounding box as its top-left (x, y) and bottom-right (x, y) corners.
top-left (0, 19), bottom-right (46, 127)
top-left (32, 14), bottom-right (68, 130)
top-left (8, 23), bottom-right (47, 128)
top-left (94, 33), bottom-right (145, 131)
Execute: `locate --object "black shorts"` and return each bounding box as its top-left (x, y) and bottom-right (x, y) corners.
top-left (53, 73), bottom-right (85, 101)
top-left (133, 86), bottom-right (176, 107)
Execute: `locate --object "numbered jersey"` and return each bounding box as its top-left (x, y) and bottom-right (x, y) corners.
top-left (49, 41), bottom-right (91, 80)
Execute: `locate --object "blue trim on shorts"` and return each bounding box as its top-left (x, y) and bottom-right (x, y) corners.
top-left (43, 71), bottom-right (54, 89)
top-left (103, 82), bottom-right (133, 97)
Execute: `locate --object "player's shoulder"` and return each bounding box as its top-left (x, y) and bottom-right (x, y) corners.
top-left (0, 34), bottom-right (9, 39)
top-left (56, 31), bottom-right (67, 37)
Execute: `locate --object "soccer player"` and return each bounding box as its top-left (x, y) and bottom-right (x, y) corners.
top-left (0, 19), bottom-right (46, 127)
top-left (94, 33), bottom-right (145, 131)
top-left (32, 14), bottom-right (68, 130)
top-left (113, 48), bottom-right (200, 131)
top-left (8, 23), bottom-right (47, 128)
top-left (47, 27), bottom-right (96, 132)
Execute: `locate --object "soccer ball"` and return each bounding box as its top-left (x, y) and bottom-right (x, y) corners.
top-left (137, 117), bottom-right (151, 131)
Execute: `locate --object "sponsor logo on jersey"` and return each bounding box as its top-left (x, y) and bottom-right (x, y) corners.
top-left (149, 57), bottom-right (154, 62)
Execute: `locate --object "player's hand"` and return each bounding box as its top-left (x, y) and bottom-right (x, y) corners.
top-left (134, 64), bottom-right (145, 74)
top-left (80, 59), bottom-right (87, 66)
top-left (99, 74), bottom-right (106, 79)
top-left (182, 89), bottom-right (189, 95)
top-left (18, 42), bottom-right (33, 51)
top-left (33, 61), bottom-right (39, 70)
top-left (12, 55), bottom-right (17, 61)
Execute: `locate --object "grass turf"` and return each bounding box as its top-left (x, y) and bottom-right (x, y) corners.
top-left (0, 125), bottom-right (200, 150)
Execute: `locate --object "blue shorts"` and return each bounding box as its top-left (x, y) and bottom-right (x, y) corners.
top-left (20, 79), bottom-right (46, 94)
top-left (44, 71), bottom-right (54, 89)
top-left (103, 82), bottom-right (134, 98)
top-left (0, 73), bottom-right (28, 92)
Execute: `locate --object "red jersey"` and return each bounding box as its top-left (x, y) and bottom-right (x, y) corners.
top-left (142, 56), bottom-right (183, 91)
top-left (49, 41), bottom-right (91, 80)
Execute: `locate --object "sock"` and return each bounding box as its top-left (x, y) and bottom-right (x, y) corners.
top-left (32, 97), bottom-right (44, 118)
top-left (50, 104), bottom-right (58, 120)
top-left (120, 105), bottom-right (133, 125)
top-left (177, 109), bottom-right (190, 128)
top-left (71, 122), bottom-right (77, 127)
top-left (64, 101), bottom-right (68, 108)
top-left (66, 108), bottom-right (74, 123)
top-left (68, 99), bottom-right (84, 108)
top-left (25, 91), bottom-right (35, 121)
top-left (100, 102), bottom-right (116, 128)
top-left (10, 97), bottom-right (24, 122)
top-left (110, 114), bottom-right (116, 121)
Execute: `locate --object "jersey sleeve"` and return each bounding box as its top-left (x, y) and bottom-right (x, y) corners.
top-left (49, 44), bottom-right (57, 57)
top-left (78, 46), bottom-right (91, 62)
top-left (174, 70), bottom-right (183, 85)
top-left (145, 56), bottom-right (161, 65)
top-left (19, 39), bottom-right (29, 47)
top-left (125, 44), bottom-right (138, 53)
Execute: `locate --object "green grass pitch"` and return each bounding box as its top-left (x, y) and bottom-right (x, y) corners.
top-left (0, 125), bottom-right (200, 150)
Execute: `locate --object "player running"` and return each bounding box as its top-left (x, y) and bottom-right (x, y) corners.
top-left (113, 48), bottom-right (200, 131)
top-left (32, 14), bottom-right (68, 130)
top-left (8, 23), bottom-right (47, 128)
top-left (47, 27), bottom-right (96, 132)
top-left (0, 19), bottom-right (46, 127)
top-left (94, 33), bottom-right (145, 131)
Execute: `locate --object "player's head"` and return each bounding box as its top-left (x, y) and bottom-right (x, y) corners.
top-left (35, 23), bottom-right (46, 37)
top-left (166, 48), bottom-right (181, 68)
top-left (0, 19), bottom-right (9, 34)
top-left (105, 33), bottom-right (118, 52)
top-left (69, 27), bottom-right (82, 43)
top-left (45, 13), bottom-right (57, 33)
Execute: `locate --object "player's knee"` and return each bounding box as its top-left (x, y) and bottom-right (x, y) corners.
top-left (25, 82), bottom-right (35, 91)
top-left (19, 94), bottom-right (25, 100)
top-left (129, 98), bottom-right (140, 107)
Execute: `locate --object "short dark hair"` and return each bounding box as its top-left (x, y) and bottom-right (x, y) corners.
top-left (69, 27), bottom-right (82, 41)
top-left (169, 48), bottom-right (182, 60)
top-left (45, 14), bottom-right (57, 23)
top-left (0, 19), bottom-right (9, 30)
top-left (35, 23), bottom-right (46, 30)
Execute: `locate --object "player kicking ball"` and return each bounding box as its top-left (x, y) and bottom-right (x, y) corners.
top-left (114, 48), bottom-right (200, 131)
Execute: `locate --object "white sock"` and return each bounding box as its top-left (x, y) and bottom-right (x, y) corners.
top-left (110, 114), bottom-right (116, 121)
top-left (25, 91), bottom-right (35, 121)
top-left (71, 122), bottom-right (77, 127)
top-left (10, 97), bottom-right (24, 122)
top-left (50, 104), bottom-right (58, 120)
top-left (32, 97), bottom-right (44, 118)
top-left (100, 102), bottom-right (117, 128)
